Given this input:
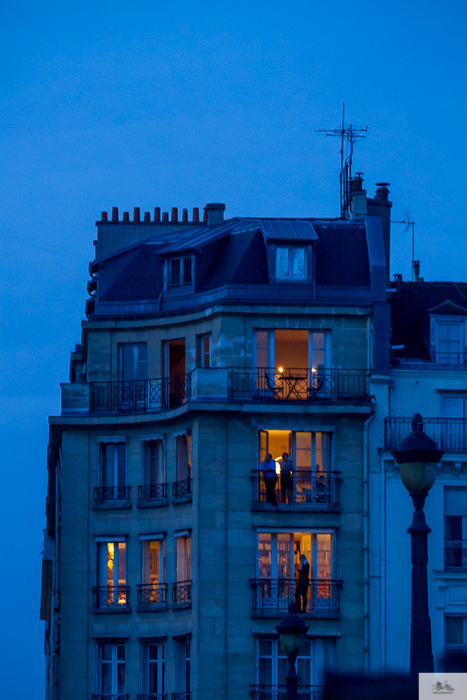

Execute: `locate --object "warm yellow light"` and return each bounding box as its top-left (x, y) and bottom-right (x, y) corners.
top-left (278, 366), bottom-right (284, 373)
top-left (312, 367), bottom-right (317, 373)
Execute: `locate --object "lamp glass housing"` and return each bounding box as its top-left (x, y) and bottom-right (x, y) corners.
top-left (399, 462), bottom-right (437, 493)
top-left (279, 633), bottom-right (304, 656)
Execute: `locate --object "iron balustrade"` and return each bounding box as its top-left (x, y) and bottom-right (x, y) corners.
top-left (250, 686), bottom-right (324, 700)
top-left (385, 417), bottom-right (467, 452)
top-left (93, 585), bottom-right (130, 609)
top-left (172, 580), bottom-right (192, 604)
top-left (137, 583), bottom-right (168, 606)
top-left (138, 694), bottom-right (166, 700)
top-left (172, 694), bottom-right (191, 700)
top-left (90, 374), bottom-right (191, 413)
top-left (250, 579), bottom-right (342, 615)
top-left (93, 696), bottom-right (128, 700)
top-left (94, 486), bottom-right (130, 503)
top-left (173, 479), bottom-right (192, 498)
top-left (444, 545), bottom-right (467, 569)
top-left (252, 470), bottom-right (340, 507)
top-left (230, 368), bottom-right (370, 402)
top-left (138, 483), bottom-right (168, 500)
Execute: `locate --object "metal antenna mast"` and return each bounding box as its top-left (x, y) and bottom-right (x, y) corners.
top-left (315, 103), bottom-right (368, 217)
top-left (392, 213), bottom-right (416, 280)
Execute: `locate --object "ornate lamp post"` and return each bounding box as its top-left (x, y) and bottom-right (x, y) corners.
top-left (391, 413), bottom-right (444, 675)
top-left (275, 601), bottom-right (309, 700)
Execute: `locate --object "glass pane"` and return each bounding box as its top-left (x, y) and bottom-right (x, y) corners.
top-left (101, 644), bottom-right (112, 661)
top-left (258, 657), bottom-right (272, 685)
top-left (107, 543), bottom-right (115, 587)
top-left (446, 516), bottom-right (463, 540)
top-left (101, 662), bottom-right (112, 693)
top-left (117, 443), bottom-right (126, 486)
top-left (183, 257), bottom-right (192, 285)
top-left (177, 436), bottom-right (187, 481)
top-left (149, 662), bottom-right (158, 693)
top-left (315, 432), bottom-right (331, 472)
top-left (446, 617), bottom-right (464, 644)
top-left (276, 248), bottom-right (289, 279)
top-left (312, 332), bottom-right (326, 369)
top-left (291, 248), bottom-right (306, 279)
top-left (203, 335), bottom-right (211, 367)
top-left (296, 432), bottom-right (312, 469)
top-left (177, 537), bottom-right (187, 581)
top-left (258, 639), bottom-right (272, 656)
top-left (258, 533), bottom-right (272, 578)
top-left (117, 645), bottom-right (125, 660)
top-left (256, 331), bottom-right (270, 368)
top-left (445, 489), bottom-right (467, 515)
top-left (277, 534), bottom-right (292, 578)
top-left (171, 258), bottom-right (181, 285)
top-left (117, 661), bottom-right (125, 693)
top-left (149, 644), bottom-right (158, 660)
top-left (296, 656), bottom-right (310, 684)
top-left (118, 542), bottom-right (126, 586)
top-left (316, 534), bottom-right (332, 579)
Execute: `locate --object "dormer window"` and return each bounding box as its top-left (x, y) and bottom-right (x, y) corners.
top-left (169, 256), bottom-right (192, 288)
top-left (275, 247), bottom-right (306, 281)
top-left (435, 321), bottom-right (465, 363)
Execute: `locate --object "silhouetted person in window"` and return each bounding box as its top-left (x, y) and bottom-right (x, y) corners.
top-left (295, 554), bottom-right (310, 613)
top-left (279, 452), bottom-right (293, 503)
top-left (260, 453), bottom-right (278, 506)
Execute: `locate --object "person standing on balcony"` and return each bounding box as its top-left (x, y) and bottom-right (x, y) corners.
top-left (295, 554), bottom-right (310, 613)
top-left (260, 453), bottom-right (278, 506)
top-left (279, 452), bottom-right (293, 504)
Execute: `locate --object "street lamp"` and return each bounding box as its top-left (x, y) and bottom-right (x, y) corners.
top-left (390, 413), bottom-right (444, 675)
top-left (275, 601), bottom-right (309, 700)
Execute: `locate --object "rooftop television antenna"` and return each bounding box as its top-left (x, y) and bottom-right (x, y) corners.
top-left (314, 103), bottom-right (368, 217)
top-left (392, 213), bottom-right (416, 280)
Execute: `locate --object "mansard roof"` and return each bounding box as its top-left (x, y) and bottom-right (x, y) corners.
top-left (390, 281), bottom-right (467, 360)
top-left (89, 215), bottom-right (386, 319)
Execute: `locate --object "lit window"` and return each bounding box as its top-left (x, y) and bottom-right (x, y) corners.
top-left (198, 333), bottom-right (212, 367)
top-left (96, 540), bottom-right (127, 608)
top-left (97, 642), bottom-right (126, 697)
top-left (436, 321), bottom-right (464, 363)
top-left (169, 256), bottom-right (192, 287)
top-left (275, 247), bottom-right (306, 280)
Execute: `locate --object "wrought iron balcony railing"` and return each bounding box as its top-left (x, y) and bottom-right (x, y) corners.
top-left (137, 583), bottom-right (168, 607)
top-left (250, 579), bottom-right (342, 615)
top-left (252, 470), bottom-right (340, 507)
top-left (173, 479), bottom-right (192, 498)
top-left (171, 694), bottom-right (191, 700)
top-left (138, 483), bottom-right (168, 500)
top-left (94, 486), bottom-right (130, 503)
top-left (385, 417), bottom-right (467, 452)
top-left (250, 686), bottom-right (325, 700)
top-left (93, 695), bottom-right (128, 700)
top-left (91, 374), bottom-right (191, 413)
top-left (230, 368), bottom-right (370, 402)
top-left (93, 585), bottom-right (130, 610)
top-left (172, 580), bottom-right (192, 605)
top-left (445, 545), bottom-right (467, 570)
top-left (138, 694), bottom-right (166, 700)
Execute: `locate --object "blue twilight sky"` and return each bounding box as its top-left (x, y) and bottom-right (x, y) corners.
top-left (1, 0), bottom-right (466, 696)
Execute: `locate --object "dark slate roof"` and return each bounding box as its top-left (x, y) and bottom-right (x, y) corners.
top-left (391, 282), bottom-right (467, 360)
top-left (91, 216), bottom-right (383, 318)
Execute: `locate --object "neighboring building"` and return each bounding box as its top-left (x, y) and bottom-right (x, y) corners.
top-left (42, 189), bottom-right (392, 700)
top-left (369, 280), bottom-right (467, 672)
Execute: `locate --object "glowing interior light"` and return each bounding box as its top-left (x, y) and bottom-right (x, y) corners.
top-left (278, 366), bottom-right (284, 373)
top-left (312, 367), bottom-right (317, 373)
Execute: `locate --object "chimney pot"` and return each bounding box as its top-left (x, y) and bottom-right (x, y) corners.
top-left (123, 211), bottom-right (129, 222)
top-left (154, 207), bottom-right (161, 223)
top-left (204, 202), bottom-right (225, 226)
top-left (182, 208), bottom-right (188, 222)
top-left (351, 173), bottom-right (364, 192)
top-left (193, 207), bottom-right (199, 223)
top-left (112, 207), bottom-right (118, 222)
top-left (144, 212), bottom-right (150, 222)
top-left (203, 210), bottom-right (208, 223)
top-left (171, 207), bottom-right (178, 222)
top-left (134, 207), bottom-right (140, 222)
top-left (375, 182), bottom-right (390, 201)
top-left (101, 211), bottom-right (108, 222)
top-left (162, 212), bottom-right (169, 223)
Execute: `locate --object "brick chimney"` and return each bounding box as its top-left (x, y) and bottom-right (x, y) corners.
top-left (204, 203), bottom-right (225, 226)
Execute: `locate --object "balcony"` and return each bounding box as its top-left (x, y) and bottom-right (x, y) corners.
top-left (138, 695), bottom-right (166, 700)
top-left (92, 586), bottom-right (130, 612)
top-left (384, 417), bottom-right (467, 452)
top-left (94, 486), bottom-right (130, 505)
top-left (173, 479), bottom-right (192, 501)
top-left (251, 471), bottom-right (340, 510)
top-left (91, 375), bottom-right (191, 413)
top-left (172, 580), bottom-right (192, 607)
top-left (171, 694), bottom-right (191, 700)
top-left (249, 579), bottom-right (342, 617)
top-left (138, 483), bottom-right (168, 506)
top-left (445, 544), bottom-right (467, 570)
top-left (93, 696), bottom-right (128, 700)
top-left (137, 583), bottom-right (168, 609)
top-left (250, 686), bottom-right (324, 700)
top-left (230, 368), bottom-right (370, 403)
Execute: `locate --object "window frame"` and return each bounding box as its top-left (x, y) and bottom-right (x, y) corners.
top-left (168, 255), bottom-right (194, 289)
top-left (141, 437), bottom-right (165, 487)
top-left (141, 535), bottom-right (165, 586)
top-left (98, 440), bottom-right (127, 489)
top-left (174, 635), bottom-right (191, 694)
top-left (274, 246), bottom-right (308, 282)
top-left (141, 639), bottom-right (166, 694)
top-left (433, 318), bottom-right (466, 364)
top-left (445, 615), bottom-right (467, 657)
top-left (96, 641), bottom-right (126, 695)
top-left (197, 332), bottom-right (212, 367)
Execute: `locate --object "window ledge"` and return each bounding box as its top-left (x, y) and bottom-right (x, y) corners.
top-left (136, 603), bottom-right (168, 613)
top-left (251, 611), bottom-right (340, 619)
top-left (172, 602), bottom-right (192, 611)
top-left (137, 498), bottom-right (169, 509)
top-left (172, 495), bottom-right (192, 505)
top-left (93, 501), bottom-right (132, 510)
top-left (92, 606), bottom-right (131, 614)
top-left (252, 503), bottom-right (341, 513)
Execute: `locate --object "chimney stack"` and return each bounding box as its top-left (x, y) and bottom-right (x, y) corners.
top-left (204, 203), bottom-right (225, 226)
top-left (375, 182), bottom-right (390, 201)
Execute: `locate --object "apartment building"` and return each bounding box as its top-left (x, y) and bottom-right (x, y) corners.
top-left (41, 191), bottom-right (391, 700)
top-left (368, 279), bottom-right (467, 672)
